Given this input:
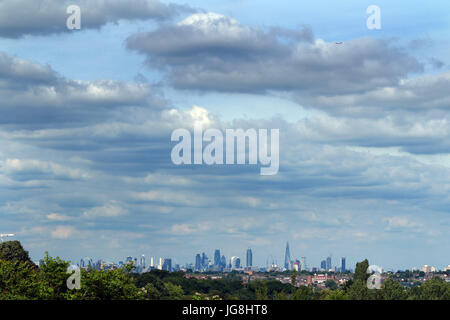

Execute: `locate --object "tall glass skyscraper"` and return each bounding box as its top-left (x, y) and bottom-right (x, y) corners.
top-left (300, 257), bottom-right (306, 271)
top-left (214, 249), bottom-right (221, 266)
top-left (201, 252), bottom-right (208, 269)
top-left (195, 253), bottom-right (201, 271)
top-left (284, 242), bottom-right (291, 270)
top-left (341, 257), bottom-right (346, 272)
top-left (163, 258), bottom-right (172, 272)
top-left (326, 256), bottom-right (332, 270)
top-left (220, 255), bottom-right (226, 269)
top-left (246, 248), bottom-right (253, 267)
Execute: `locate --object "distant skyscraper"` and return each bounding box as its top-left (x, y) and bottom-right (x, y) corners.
top-left (157, 257), bottom-right (163, 270)
top-left (214, 249), bottom-right (221, 266)
top-left (201, 252), bottom-right (208, 269)
top-left (220, 255), bottom-right (226, 269)
top-left (163, 258), bottom-right (172, 272)
top-left (195, 254), bottom-right (201, 271)
top-left (320, 260), bottom-right (326, 270)
top-left (284, 242), bottom-right (291, 270)
top-left (300, 257), bottom-right (307, 271)
top-left (140, 254), bottom-right (145, 269)
top-left (230, 256), bottom-right (240, 269)
top-left (341, 257), bottom-right (346, 272)
top-left (246, 248), bottom-right (253, 267)
top-left (326, 256), bottom-right (332, 271)
top-left (150, 257), bottom-right (154, 268)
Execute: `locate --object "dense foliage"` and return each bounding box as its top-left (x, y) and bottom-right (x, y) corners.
top-left (0, 242), bottom-right (449, 300)
top-left (0, 241), bottom-right (34, 265)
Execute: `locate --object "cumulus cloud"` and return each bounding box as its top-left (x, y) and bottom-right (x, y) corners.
top-left (125, 12), bottom-right (450, 121)
top-left (292, 112), bottom-right (450, 154)
top-left (170, 222), bottom-right (212, 235)
top-left (2, 158), bottom-right (90, 180)
top-left (384, 216), bottom-right (422, 230)
top-left (51, 225), bottom-right (75, 239)
top-left (302, 71), bottom-right (450, 116)
top-left (127, 13), bottom-right (422, 96)
top-left (133, 189), bottom-right (206, 206)
top-left (0, 0), bottom-right (191, 38)
top-left (0, 51), bottom-right (165, 129)
top-left (47, 213), bottom-right (71, 221)
top-left (82, 201), bottom-right (127, 218)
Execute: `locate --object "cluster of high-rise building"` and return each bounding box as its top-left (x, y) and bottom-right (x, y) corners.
top-left (191, 242), bottom-right (346, 273)
top-left (282, 242), bottom-right (347, 273)
top-left (316, 256), bottom-right (346, 272)
top-left (283, 242), bottom-right (308, 272)
top-left (78, 254), bottom-right (178, 273)
top-left (74, 242), bottom-right (350, 274)
top-left (193, 248), bottom-right (254, 272)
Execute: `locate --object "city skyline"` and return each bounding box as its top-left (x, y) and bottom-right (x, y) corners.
top-left (47, 241), bottom-right (447, 273)
top-left (71, 248), bottom-right (448, 273)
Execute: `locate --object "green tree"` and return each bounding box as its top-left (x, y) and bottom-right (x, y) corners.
top-left (325, 279), bottom-right (338, 290)
top-left (346, 278), bottom-right (373, 300)
top-left (255, 282), bottom-right (269, 300)
top-left (143, 283), bottom-right (161, 300)
top-left (380, 279), bottom-right (407, 300)
top-left (412, 277), bottom-right (450, 300)
top-left (274, 290), bottom-right (288, 300)
top-left (323, 289), bottom-right (349, 300)
top-left (291, 270), bottom-right (297, 287)
top-left (164, 282), bottom-right (184, 300)
top-left (38, 252), bottom-right (73, 300)
top-left (0, 259), bottom-right (50, 299)
top-left (0, 241), bottom-right (34, 265)
top-left (291, 286), bottom-right (314, 300)
top-left (73, 268), bottom-right (140, 300)
top-left (354, 259), bottom-right (370, 282)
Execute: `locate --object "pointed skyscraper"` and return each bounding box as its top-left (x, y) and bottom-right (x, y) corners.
top-left (284, 242), bottom-right (291, 270)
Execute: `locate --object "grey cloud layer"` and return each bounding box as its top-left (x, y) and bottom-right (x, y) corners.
top-left (302, 71), bottom-right (450, 116)
top-left (126, 13), bottom-right (450, 120)
top-left (0, 51), bottom-right (166, 129)
top-left (127, 13), bottom-right (422, 96)
top-left (0, 0), bottom-right (191, 38)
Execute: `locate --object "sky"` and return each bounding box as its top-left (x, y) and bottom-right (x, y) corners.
top-left (0, 0), bottom-right (449, 271)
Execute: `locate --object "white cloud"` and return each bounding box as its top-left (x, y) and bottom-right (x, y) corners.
top-left (2, 158), bottom-right (90, 180)
top-left (170, 222), bottom-right (212, 235)
top-left (47, 213), bottom-right (71, 221)
top-left (51, 225), bottom-right (75, 239)
top-left (133, 189), bottom-right (207, 206)
top-left (0, 0), bottom-right (185, 38)
top-left (82, 201), bottom-right (127, 218)
top-left (384, 216), bottom-right (422, 229)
